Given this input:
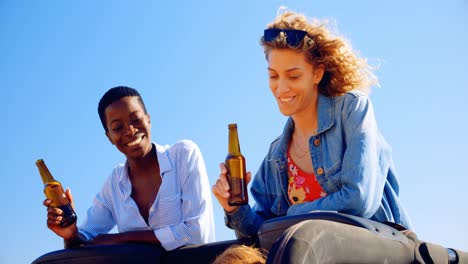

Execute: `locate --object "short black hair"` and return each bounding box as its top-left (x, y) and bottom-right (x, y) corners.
top-left (98, 86), bottom-right (148, 131)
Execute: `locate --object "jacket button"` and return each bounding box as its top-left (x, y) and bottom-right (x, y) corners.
top-left (314, 139), bottom-right (320, 146)
top-left (317, 168), bottom-right (324, 175)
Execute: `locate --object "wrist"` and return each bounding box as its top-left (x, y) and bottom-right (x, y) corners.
top-left (64, 229), bottom-right (86, 249)
top-left (64, 236), bottom-right (84, 249)
top-left (225, 205), bottom-right (240, 214)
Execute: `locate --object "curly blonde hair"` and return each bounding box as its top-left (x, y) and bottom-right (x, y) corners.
top-left (261, 11), bottom-right (378, 96)
top-left (212, 245), bottom-right (267, 264)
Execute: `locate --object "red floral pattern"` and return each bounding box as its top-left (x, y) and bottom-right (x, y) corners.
top-left (287, 151), bottom-right (327, 205)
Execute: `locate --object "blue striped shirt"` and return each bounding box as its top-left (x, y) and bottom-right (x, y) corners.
top-left (79, 140), bottom-right (215, 250)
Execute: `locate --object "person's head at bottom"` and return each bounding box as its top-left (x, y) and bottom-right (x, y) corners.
top-left (212, 245), bottom-right (266, 264)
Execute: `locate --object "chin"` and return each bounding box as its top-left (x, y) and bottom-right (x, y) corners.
top-left (122, 145), bottom-right (151, 160)
top-left (278, 108), bottom-right (293, 116)
top-left (126, 151), bottom-right (148, 160)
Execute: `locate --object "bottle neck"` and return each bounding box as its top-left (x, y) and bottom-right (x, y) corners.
top-left (36, 159), bottom-right (56, 184)
top-left (228, 127), bottom-right (241, 155)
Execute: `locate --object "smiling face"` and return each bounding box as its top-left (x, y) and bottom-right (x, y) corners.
top-left (104, 96), bottom-right (152, 160)
top-left (267, 48), bottom-right (324, 118)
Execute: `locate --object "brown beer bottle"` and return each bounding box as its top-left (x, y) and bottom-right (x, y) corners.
top-left (225, 123), bottom-right (248, 206)
top-left (36, 159), bottom-right (77, 227)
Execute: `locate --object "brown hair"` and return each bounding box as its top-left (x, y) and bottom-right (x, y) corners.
top-left (212, 245), bottom-right (267, 264)
top-left (261, 10), bottom-right (378, 96)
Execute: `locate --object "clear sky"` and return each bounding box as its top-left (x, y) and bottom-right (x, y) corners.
top-left (1, 1), bottom-right (467, 263)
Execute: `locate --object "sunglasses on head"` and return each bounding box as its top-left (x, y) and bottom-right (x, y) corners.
top-left (264, 28), bottom-right (308, 47)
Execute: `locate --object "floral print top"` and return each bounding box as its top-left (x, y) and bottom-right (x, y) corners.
top-left (287, 151), bottom-right (327, 205)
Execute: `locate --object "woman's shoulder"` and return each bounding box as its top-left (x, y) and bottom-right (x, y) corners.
top-left (107, 163), bottom-right (126, 181)
top-left (331, 90), bottom-right (373, 113)
top-left (165, 139), bottom-right (200, 152)
top-left (156, 140), bottom-right (202, 160)
top-left (98, 163), bottom-right (126, 192)
top-left (332, 90), bottom-right (370, 103)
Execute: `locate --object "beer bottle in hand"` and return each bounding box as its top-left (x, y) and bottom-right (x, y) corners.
top-left (36, 159), bottom-right (77, 227)
top-left (225, 123), bottom-right (248, 206)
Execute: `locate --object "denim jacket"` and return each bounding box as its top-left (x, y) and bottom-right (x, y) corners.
top-left (225, 91), bottom-right (412, 239)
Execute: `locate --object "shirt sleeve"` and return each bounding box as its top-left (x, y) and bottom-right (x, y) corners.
top-left (154, 140), bottom-right (215, 250)
top-left (287, 95), bottom-right (390, 218)
top-left (78, 174), bottom-right (117, 240)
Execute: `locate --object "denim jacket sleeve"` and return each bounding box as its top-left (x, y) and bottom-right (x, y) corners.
top-left (287, 94), bottom-right (390, 219)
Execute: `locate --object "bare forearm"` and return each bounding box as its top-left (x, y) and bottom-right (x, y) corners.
top-left (64, 232), bottom-right (87, 249)
top-left (120, 230), bottom-right (160, 244)
top-left (88, 230), bottom-right (160, 245)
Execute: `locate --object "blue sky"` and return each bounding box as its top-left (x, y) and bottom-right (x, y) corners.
top-left (1, 1), bottom-right (467, 263)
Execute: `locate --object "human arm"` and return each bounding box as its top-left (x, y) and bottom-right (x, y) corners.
top-left (152, 140), bottom-right (215, 250)
top-left (79, 169), bottom-right (161, 246)
top-left (221, 156), bottom-right (280, 239)
top-left (212, 163), bottom-right (252, 213)
top-left (212, 163), bottom-right (259, 239)
top-left (287, 94), bottom-right (389, 218)
top-left (43, 188), bottom-right (88, 248)
top-left (76, 175), bottom-right (118, 244)
top-left (87, 230), bottom-right (159, 245)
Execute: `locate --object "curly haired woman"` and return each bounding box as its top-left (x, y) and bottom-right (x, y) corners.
top-left (212, 9), bottom-right (412, 238)
top-left (212, 9), bottom-right (468, 263)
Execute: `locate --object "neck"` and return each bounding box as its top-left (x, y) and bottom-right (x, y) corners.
top-left (292, 107), bottom-right (318, 140)
top-left (127, 145), bottom-right (157, 178)
top-left (293, 120), bottom-right (317, 139)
